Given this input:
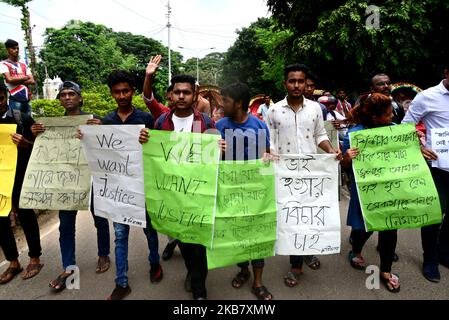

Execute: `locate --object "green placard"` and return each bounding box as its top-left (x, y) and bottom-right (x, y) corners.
top-left (350, 124), bottom-right (442, 231)
top-left (143, 130), bottom-right (221, 248)
top-left (207, 160), bottom-right (277, 270)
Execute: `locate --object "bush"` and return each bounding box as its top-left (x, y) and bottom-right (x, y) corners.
top-left (31, 92), bottom-right (152, 118)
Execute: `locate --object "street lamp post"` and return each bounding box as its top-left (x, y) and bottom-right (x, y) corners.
top-left (178, 46), bottom-right (216, 84)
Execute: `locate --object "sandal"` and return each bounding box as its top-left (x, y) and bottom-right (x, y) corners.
top-left (305, 255), bottom-right (321, 270)
top-left (22, 263), bottom-right (44, 280)
top-left (49, 272), bottom-right (72, 292)
top-left (231, 271), bottom-right (250, 289)
top-left (348, 251), bottom-right (367, 270)
top-left (252, 286), bottom-right (273, 300)
top-left (380, 273), bottom-right (400, 293)
top-left (0, 266), bottom-right (23, 285)
top-left (96, 256), bottom-right (110, 274)
top-left (284, 271), bottom-right (301, 287)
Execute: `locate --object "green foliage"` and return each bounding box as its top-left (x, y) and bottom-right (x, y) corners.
top-left (183, 52), bottom-right (224, 85)
top-left (31, 89), bottom-right (150, 118)
top-left (221, 18), bottom-right (276, 97)
top-left (0, 45), bottom-right (7, 60)
top-left (266, 0), bottom-right (449, 92)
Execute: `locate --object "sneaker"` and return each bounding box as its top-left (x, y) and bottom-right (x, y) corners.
top-left (107, 285), bottom-right (131, 300)
top-left (184, 272), bottom-right (192, 293)
top-left (423, 262), bottom-right (440, 283)
top-left (150, 263), bottom-right (163, 283)
top-left (162, 240), bottom-right (179, 261)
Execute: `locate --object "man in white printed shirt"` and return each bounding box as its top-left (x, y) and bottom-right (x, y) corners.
top-left (402, 64), bottom-right (449, 283)
top-left (268, 63), bottom-right (341, 287)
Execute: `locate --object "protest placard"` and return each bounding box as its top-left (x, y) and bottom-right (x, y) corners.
top-left (318, 121), bottom-right (339, 154)
top-left (80, 125), bottom-right (146, 227)
top-left (431, 128), bottom-right (449, 169)
top-left (19, 116), bottom-right (92, 210)
top-left (351, 124), bottom-right (442, 231)
top-left (0, 124), bottom-right (18, 216)
top-left (143, 130), bottom-right (221, 247)
top-left (275, 154), bottom-right (341, 256)
top-left (207, 160), bottom-right (277, 270)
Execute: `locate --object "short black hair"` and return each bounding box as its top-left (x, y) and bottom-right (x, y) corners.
top-left (107, 70), bottom-right (136, 89)
top-left (5, 39), bottom-right (18, 49)
top-left (307, 71), bottom-right (318, 84)
top-left (171, 74), bottom-right (196, 91)
top-left (0, 83), bottom-right (7, 96)
top-left (166, 84), bottom-right (174, 93)
top-left (284, 63), bottom-right (310, 80)
top-left (221, 82), bottom-right (251, 112)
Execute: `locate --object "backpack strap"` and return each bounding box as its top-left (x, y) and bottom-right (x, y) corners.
top-left (200, 113), bottom-right (214, 129)
top-left (155, 113), bottom-right (168, 130)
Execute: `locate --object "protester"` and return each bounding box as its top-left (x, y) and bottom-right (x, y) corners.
top-left (216, 82), bottom-right (272, 300)
top-left (140, 74), bottom-right (217, 300)
top-left (318, 95), bottom-right (348, 141)
top-left (304, 71), bottom-right (327, 120)
top-left (0, 83), bottom-right (43, 284)
top-left (370, 73), bottom-right (405, 124)
top-left (0, 39), bottom-right (35, 116)
top-left (336, 89), bottom-right (352, 118)
top-left (402, 64), bottom-right (449, 283)
top-left (101, 71), bottom-right (162, 300)
top-left (31, 81), bottom-right (111, 292)
top-left (257, 95), bottom-right (271, 123)
top-left (268, 64), bottom-right (341, 287)
top-left (342, 93), bottom-right (400, 293)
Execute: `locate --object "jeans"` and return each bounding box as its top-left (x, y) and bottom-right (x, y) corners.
top-left (59, 210), bottom-right (110, 270)
top-left (422, 167), bottom-right (449, 263)
top-left (114, 213), bottom-right (160, 288)
top-left (9, 99), bottom-right (31, 116)
top-left (0, 209), bottom-right (42, 261)
top-left (179, 242), bottom-right (208, 299)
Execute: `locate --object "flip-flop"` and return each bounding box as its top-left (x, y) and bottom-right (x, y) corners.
top-left (284, 271), bottom-right (301, 287)
top-left (0, 267), bottom-right (23, 285)
top-left (22, 263), bottom-right (44, 280)
top-left (231, 271), bottom-right (250, 289)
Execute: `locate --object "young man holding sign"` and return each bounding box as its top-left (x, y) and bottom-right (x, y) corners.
top-left (101, 71), bottom-right (162, 300)
top-left (268, 64), bottom-right (341, 288)
top-left (32, 81), bottom-right (111, 292)
top-left (215, 82), bottom-right (273, 300)
top-left (140, 74), bottom-right (217, 300)
top-left (0, 84), bottom-right (43, 284)
top-left (402, 64), bottom-right (449, 283)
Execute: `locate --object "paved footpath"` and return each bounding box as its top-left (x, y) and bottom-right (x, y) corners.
top-left (1, 192), bottom-right (448, 301)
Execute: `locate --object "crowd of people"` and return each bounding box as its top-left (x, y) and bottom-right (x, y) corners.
top-left (1, 39), bottom-right (449, 300)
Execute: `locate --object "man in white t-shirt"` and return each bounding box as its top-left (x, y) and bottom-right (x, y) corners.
top-left (0, 39), bottom-right (35, 115)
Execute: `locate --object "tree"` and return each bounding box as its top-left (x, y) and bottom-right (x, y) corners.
top-left (39, 21), bottom-right (138, 86)
top-left (264, 0), bottom-right (449, 92)
top-left (1, 0), bottom-right (37, 76)
top-left (221, 18), bottom-right (278, 97)
top-left (183, 52), bottom-right (224, 85)
top-left (0, 45), bottom-right (7, 60)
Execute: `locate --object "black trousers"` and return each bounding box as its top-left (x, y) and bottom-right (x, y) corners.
top-left (0, 209), bottom-right (42, 261)
top-left (351, 229), bottom-right (397, 273)
top-left (422, 167), bottom-right (449, 263)
top-left (238, 259), bottom-right (265, 269)
top-left (179, 242), bottom-right (208, 299)
top-left (0, 171), bottom-right (42, 262)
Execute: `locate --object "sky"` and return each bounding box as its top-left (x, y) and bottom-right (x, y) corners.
top-left (0, 0), bottom-right (271, 62)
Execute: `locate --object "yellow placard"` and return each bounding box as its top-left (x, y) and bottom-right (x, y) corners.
top-left (0, 124), bottom-right (18, 217)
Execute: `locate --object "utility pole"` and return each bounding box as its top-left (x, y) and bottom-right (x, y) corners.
top-left (166, 0), bottom-right (172, 86)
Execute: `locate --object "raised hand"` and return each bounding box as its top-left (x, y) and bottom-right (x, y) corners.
top-left (146, 55), bottom-right (162, 77)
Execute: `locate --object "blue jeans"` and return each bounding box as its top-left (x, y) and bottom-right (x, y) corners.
top-left (9, 99), bottom-right (31, 116)
top-left (59, 210), bottom-right (110, 270)
top-left (114, 213), bottom-right (160, 287)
